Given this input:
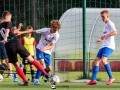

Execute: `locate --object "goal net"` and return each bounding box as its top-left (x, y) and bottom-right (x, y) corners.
top-left (54, 8), bottom-right (120, 82)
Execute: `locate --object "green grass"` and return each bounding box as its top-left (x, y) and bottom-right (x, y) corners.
top-left (1, 79), bottom-right (120, 90)
top-left (1, 72), bottom-right (120, 90)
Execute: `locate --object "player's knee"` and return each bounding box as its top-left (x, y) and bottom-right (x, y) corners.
top-left (101, 60), bottom-right (107, 65)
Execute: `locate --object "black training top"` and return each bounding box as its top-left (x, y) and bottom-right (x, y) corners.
top-left (0, 21), bottom-right (18, 42)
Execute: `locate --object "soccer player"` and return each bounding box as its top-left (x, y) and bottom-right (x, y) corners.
top-left (0, 18), bottom-right (12, 77)
top-left (33, 20), bottom-right (61, 85)
top-left (0, 18), bottom-right (7, 62)
top-left (1, 11), bottom-right (50, 86)
top-left (21, 26), bottom-right (36, 82)
top-left (0, 18), bottom-right (8, 66)
top-left (86, 10), bottom-right (117, 85)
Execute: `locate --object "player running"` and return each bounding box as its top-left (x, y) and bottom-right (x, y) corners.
top-left (86, 10), bottom-right (117, 85)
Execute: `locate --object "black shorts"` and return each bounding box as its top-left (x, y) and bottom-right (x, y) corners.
top-left (5, 41), bottom-right (30, 63)
top-left (22, 56), bottom-right (34, 65)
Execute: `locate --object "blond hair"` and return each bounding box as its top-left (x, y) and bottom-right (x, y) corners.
top-left (2, 11), bottom-right (12, 19)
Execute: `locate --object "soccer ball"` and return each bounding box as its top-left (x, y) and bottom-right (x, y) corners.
top-left (50, 75), bottom-right (60, 84)
top-left (0, 74), bottom-right (3, 82)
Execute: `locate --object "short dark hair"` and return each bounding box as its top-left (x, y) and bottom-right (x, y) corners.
top-left (27, 26), bottom-right (33, 29)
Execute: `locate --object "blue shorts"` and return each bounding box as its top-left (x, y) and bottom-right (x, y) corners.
top-left (0, 42), bottom-right (8, 59)
top-left (36, 48), bottom-right (51, 66)
top-left (97, 47), bottom-right (113, 58)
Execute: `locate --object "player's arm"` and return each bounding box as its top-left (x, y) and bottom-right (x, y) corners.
top-left (96, 31), bottom-right (117, 44)
top-left (13, 28), bottom-right (21, 34)
top-left (18, 23), bottom-right (23, 29)
top-left (40, 43), bottom-right (54, 52)
top-left (15, 29), bottom-right (33, 36)
top-left (40, 35), bottom-right (59, 52)
top-left (1, 29), bottom-right (10, 44)
top-left (96, 38), bottom-right (102, 44)
top-left (101, 31), bottom-right (117, 40)
top-left (32, 28), bottom-right (48, 34)
top-left (101, 23), bottom-right (117, 40)
top-left (4, 29), bottom-right (10, 41)
top-left (13, 23), bottom-right (23, 35)
top-left (33, 39), bottom-right (36, 59)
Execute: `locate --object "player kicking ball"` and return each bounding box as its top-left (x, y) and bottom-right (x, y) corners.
top-left (0, 11), bottom-right (51, 86)
top-left (86, 10), bottom-right (117, 85)
top-left (33, 20), bottom-right (61, 85)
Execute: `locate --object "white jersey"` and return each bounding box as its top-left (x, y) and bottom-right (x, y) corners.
top-left (36, 28), bottom-right (59, 54)
top-left (101, 20), bottom-right (116, 50)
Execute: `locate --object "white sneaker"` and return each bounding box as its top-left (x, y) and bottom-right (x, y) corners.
top-left (8, 74), bottom-right (13, 78)
top-left (13, 78), bottom-right (18, 82)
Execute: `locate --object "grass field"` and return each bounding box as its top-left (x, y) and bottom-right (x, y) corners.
top-left (1, 80), bottom-right (120, 90)
top-left (1, 79), bottom-right (120, 90)
top-left (0, 81), bottom-right (120, 90)
top-left (1, 72), bottom-right (120, 90)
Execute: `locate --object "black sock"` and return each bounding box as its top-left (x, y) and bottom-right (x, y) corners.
top-left (23, 68), bottom-right (26, 75)
top-left (31, 69), bottom-right (34, 80)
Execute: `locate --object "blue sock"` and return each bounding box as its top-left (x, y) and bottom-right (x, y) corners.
top-left (35, 69), bottom-right (49, 79)
top-left (92, 66), bottom-right (99, 80)
top-left (104, 64), bottom-right (113, 79)
top-left (13, 73), bottom-right (17, 78)
top-left (35, 70), bottom-right (42, 79)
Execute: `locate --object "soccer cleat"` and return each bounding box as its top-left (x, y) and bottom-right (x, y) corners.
top-left (51, 84), bottom-right (56, 89)
top-left (33, 79), bottom-right (42, 85)
top-left (43, 74), bottom-right (52, 82)
top-left (106, 78), bottom-right (115, 85)
top-left (22, 82), bottom-right (29, 86)
top-left (43, 76), bottom-right (48, 82)
top-left (86, 80), bottom-right (97, 85)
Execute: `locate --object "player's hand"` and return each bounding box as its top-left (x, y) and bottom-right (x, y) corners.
top-left (40, 48), bottom-right (46, 52)
top-left (101, 35), bottom-right (107, 40)
top-left (1, 40), bottom-right (7, 44)
top-left (15, 29), bottom-right (21, 36)
top-left (18, 23), bottom-right (23, 29)
top-left (96, 39), bottom-right (102, 44)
